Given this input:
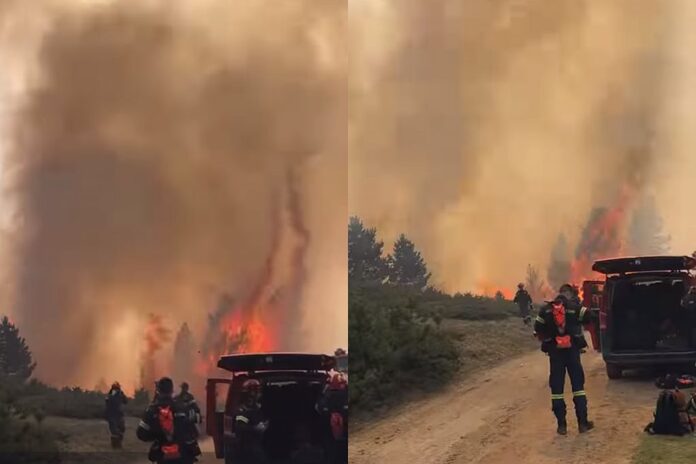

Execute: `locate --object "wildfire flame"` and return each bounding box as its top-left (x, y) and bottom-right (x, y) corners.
top-left (196, 168), bottom-right (310, 380)
top-left (476, 279), bottom-right (513, 299)
top-left (570, 187), bottom-right (635, 284)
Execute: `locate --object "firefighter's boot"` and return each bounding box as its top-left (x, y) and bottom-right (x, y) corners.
top-left (556, 421), bottom-right (567, 436)
top-left (578, 421), bottom-right (595, 433)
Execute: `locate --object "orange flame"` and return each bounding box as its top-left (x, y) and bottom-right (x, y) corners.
top-left (476, 280), bottom-right (513, 299)
top-left (569, 187), bottom-right (635, 285)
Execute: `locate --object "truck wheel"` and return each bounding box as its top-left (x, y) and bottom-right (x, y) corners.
top-left (606, 364), bottom-right (622, 379)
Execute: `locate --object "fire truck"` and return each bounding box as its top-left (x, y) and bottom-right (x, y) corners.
top-left (206, 352), bottom-right (340, 462)
top-left (582, 255), bottom-right (696, 379)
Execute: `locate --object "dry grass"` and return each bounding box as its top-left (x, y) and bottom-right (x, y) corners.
top-left (632, 434), bottom-right (696, 464)
top-left (441, 317), bottom-right (539, 377)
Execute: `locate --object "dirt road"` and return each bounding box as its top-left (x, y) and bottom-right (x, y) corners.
top-left (350, 350), bottom-right (659, 464)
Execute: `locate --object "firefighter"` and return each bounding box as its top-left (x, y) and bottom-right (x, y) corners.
top-left (231, 378), bottom-right (269, 464)
top-left (514, 283), bottom-right (533, 325)
top-left (316, 373), bottom-right (348, 464)
top-left (174, 382), bottom-right (202, 433)
top-left (105, 381), bottom-right (128, 449)
top-left (136, 377), bottom-right (201, 464)
top-left (534, 283), bottom-right (595, 435)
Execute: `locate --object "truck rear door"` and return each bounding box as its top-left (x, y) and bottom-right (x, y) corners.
top-left (206, 378), bottom-right (231, 459)
top-left (582, 280), bottom-right (604, 351)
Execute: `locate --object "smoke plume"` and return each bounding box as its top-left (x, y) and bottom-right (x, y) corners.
top-left (1, 1), bottom-right (346, 390)
top-left (350, 0), bottom-right (696, 293)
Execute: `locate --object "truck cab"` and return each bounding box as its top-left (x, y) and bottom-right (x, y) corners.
top-left (589, 255), bottom-right (696, 379)
top-left (206, 352), bottom-right (337, 463)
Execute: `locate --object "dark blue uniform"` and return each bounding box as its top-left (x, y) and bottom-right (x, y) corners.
top-left (136, 397), bottom-right (200, 464)
top-left (105, 388), bottom-right (128, 448)
top-left (534, 295), bottom-right (592, 429)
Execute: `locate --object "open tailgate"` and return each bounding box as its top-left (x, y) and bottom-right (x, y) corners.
top-left (592, 256), bottom-right (696, 275)
top-left (205, 377), bottom-right (231, 459)
top-left (581, 280), bottom-right (604, 351)
top-left (217, 352), bottom-right (335, 373)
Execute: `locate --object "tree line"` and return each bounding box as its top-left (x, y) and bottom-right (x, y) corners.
top-left (349, 216), bottom-right (431, 289)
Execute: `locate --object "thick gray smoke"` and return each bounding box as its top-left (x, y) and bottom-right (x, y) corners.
top-left (2, 1), bottom-right (346, 389)
top-left (350, 0), bottom-right (685, 293)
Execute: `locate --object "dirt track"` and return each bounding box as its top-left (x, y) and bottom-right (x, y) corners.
top-left (350, 349), bottom-right (660, 464)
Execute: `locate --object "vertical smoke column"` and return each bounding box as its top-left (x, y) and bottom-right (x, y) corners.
top-left (4, 1), bottom-right (345, 388)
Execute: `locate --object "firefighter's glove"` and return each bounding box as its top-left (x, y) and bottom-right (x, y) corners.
top-left (254, 421), bottom-right (269, 432)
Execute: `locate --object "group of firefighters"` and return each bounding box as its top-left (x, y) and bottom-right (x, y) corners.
top-left (514, 282), bottom-right (596, 435)
top-left (104, 359), bottom-right (348, 463)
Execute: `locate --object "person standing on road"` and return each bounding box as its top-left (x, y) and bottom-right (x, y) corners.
top-left (105, 381), bottom-right (128, 449)
top-left (534, 283), bottom-right (595, 435)
top-left (514, 283), bottom-right (533, 325)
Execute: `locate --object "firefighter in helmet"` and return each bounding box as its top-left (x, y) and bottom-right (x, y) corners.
top-left (231, 378), bottom-right (269, 464)
top-left (174, 382), bottom-right (202, 434)
top-left (534, 284), bottom-right (595, 435)
top-left (514, 283), bottom-right (533, 325)
top-left (316, 372), bottom-right (348, 464)
top-left (136, 377), bottom-right (201, 463)
top-left (105, 381), bottom-right (128, 448)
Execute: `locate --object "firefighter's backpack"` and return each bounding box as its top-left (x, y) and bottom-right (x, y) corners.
top-left (156, 405), bottom-right (182, 461)
top-left (645, 390), bottom-right (691, 436)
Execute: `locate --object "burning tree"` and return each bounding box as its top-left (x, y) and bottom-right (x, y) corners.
top-left (197, 170), bottom-right (311, 380)
top-left (525, 264), bottom-right (547, 302)
top-left (172, 323), bottom-right (195, 386)
top-left (547, 233), bottom-right (571, 291)
top-left (140, 313), bottom-right (171, 394)
top-left (570, 196), bottom-right (631, 284)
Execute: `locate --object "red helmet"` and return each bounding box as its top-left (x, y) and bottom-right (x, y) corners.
top-left (328, 373), bottom-right (347, 390)
top-left (241, 379), bottom-right (261, 393)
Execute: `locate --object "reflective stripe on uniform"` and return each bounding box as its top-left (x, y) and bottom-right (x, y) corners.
top-left (138, 420), bottom-right (151, 431)
top-left (551, 394), bottom-right (564, 400)
top-left (579, 307), bottom-right (587, 320)
top-left (235, 415), bottom-right (249, 423)
top-left (535, 316), bottom-right (545, 324)
top-left (573, 390), bottom-right (586, 397)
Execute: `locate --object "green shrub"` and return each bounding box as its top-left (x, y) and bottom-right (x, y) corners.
top-left (349, 284), bottom-right (460, 415)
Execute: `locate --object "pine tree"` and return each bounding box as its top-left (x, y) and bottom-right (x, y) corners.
top-left (348, 216), bottom-right (388, 284)
top-left (525, 264), bottom-right (547, 302)
top-left (173, 322), bottom-right (195, 386)
top-left (627, 195), bottom-right (670, 255)
top-left (547, 233), bottom-right (571, 291)
top-left (0, 316), bottom-right (36, 381)
top-left (386, 234), bottom-right (431, 288)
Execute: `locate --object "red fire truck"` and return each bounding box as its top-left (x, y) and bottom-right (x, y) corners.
top-left (206, 352), bottom-right (338, 462)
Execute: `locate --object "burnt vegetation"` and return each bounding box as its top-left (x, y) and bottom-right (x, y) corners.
top-left (349, 217), bottom-right (531, 419)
